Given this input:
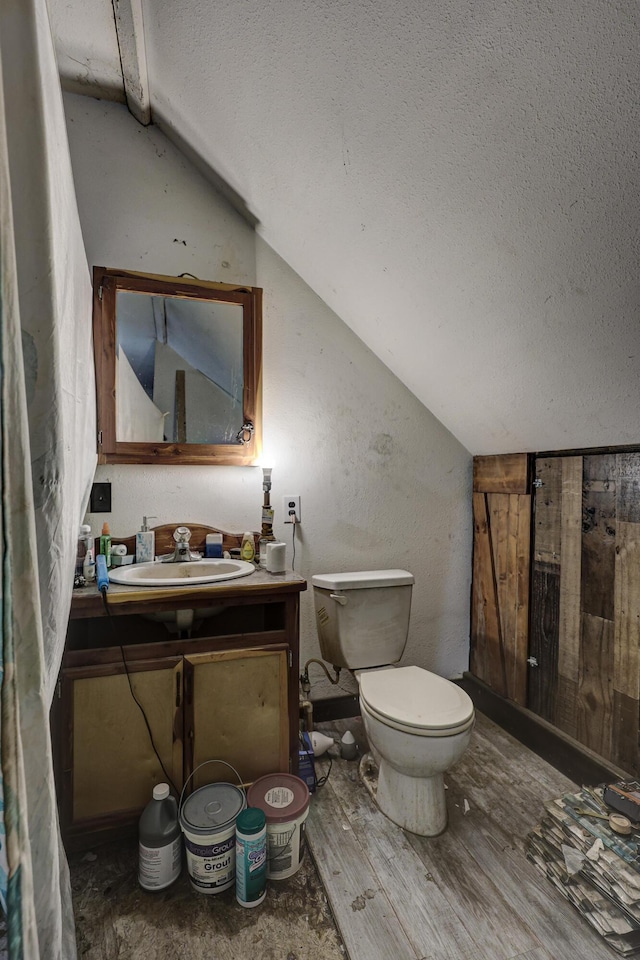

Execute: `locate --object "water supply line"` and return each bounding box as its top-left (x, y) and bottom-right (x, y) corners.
top-left (300, 698), bottom-right (314, 734)
top-left (299, 659), bottom-right (342, 734)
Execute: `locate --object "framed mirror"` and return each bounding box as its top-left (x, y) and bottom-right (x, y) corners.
top-left (93, 267), bottom-right (262, 465)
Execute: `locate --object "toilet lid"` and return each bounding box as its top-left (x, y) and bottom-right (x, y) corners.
top-left (359, 666), bottom-right (474, 731)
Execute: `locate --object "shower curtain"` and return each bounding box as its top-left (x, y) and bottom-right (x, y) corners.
top-left (0, 0), bottom-right (96, 955)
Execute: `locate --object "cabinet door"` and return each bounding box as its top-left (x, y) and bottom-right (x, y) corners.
top-left (184, 645), bottom-right (289, 790)
top-left (60, 656), bottom-right (183, 833)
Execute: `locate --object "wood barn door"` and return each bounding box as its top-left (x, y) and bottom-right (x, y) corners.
top-left (530, 453), bottom-right (640, 775)
top-left (470, 454), bottom-right (531, 705)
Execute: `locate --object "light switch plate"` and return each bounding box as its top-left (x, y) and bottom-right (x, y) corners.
top-left (90, 481), bottom-right (112, 513)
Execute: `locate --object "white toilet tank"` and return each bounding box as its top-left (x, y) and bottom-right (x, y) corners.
top-left (311, 570), bottom-right (414, 670)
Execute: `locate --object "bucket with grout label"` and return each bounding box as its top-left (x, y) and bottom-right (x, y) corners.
top-left (180, 781), bottom-right (246, 894)
top-left (246, 774), bottom-right (310, 880)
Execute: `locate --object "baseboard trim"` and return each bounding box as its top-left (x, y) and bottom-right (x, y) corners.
top-left (311, 694), bottom-right (360, 724)
top-left (309, 675), bottom-right (631, 786)
top-left (459, 672), bottom-right (631, 786)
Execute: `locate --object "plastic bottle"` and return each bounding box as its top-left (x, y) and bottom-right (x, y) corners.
top-left (75, 524), bottom-right (92, 580)
top-left (138, 783), bottom-right (182, 892)
top-left (99, 521), bottom-right (112, 569)
top-left (83, 529), bottom-right (96, 583)
top-left (258, 537), bottom-right (271, 568)
top-left (235, 807), bottom-right (267, 907)
top-left (240, 531), bottom-right (256, 563)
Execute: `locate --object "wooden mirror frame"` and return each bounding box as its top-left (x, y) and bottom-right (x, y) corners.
top-left (93, 267), bottom-right (262, 465)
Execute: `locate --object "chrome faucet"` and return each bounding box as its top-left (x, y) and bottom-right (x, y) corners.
top-left (160, 526), bottom-right (202, 563)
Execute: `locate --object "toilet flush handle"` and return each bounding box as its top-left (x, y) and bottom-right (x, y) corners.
top-left (329, 592), bottom-right (348, 605)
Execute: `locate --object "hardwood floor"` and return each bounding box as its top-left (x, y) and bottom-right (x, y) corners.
top-left (307, 713), bottom-right (622, 960)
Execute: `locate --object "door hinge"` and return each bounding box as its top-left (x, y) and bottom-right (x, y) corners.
top-left (98, 285), bottom-right (103, 301)
top-left (57, 680), bottom-right (62, 699)
top-left (288, 650), bottom-right (293, 668)
top-left (97, 430), bottom-right (103, 446)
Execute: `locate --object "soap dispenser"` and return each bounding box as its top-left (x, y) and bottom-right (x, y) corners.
top-left (136, 516), bottom-right (156, 564)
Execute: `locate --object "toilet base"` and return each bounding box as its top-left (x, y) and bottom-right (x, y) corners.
top-left (359, 751), bottom-right (449, 836)
top-left (376, 760), bottom-right (448, 836)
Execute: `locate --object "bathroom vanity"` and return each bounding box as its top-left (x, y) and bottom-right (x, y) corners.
top-left (54, 568), bottom-right (306, 848)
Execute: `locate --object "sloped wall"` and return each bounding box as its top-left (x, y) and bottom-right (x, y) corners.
top-left (64, 93), bottom-right (472, 693)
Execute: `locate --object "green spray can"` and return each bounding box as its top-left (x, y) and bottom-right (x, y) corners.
top-left (235, 808), bottom-right (267, 907)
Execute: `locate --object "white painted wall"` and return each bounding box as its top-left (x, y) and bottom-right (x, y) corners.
top-left (52, 0), bottom-right (640, 457)
top-left (64, 93), bottom-right (472, 696)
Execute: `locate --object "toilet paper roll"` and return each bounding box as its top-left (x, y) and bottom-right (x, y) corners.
top-left (266, 541), bottom-right (286, 573)
top-left (111, 543), bottom-right (127, 556)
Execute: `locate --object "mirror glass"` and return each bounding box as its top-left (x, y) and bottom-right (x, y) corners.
top-left (116, 291), bottom-right (244, 445)
top-left (93, 268), bottom-right (262, 465)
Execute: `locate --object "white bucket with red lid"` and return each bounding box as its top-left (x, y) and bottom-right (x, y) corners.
top-left (246, 774), bottom-right (310, 879)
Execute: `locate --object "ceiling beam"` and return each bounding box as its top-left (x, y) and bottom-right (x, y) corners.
top-left (112, 0), bottom-right (151, 125)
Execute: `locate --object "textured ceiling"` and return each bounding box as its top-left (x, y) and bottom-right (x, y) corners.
top-left (50, 0), bottom-right (640, 455)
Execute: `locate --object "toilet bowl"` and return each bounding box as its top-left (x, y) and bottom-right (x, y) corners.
top-left (311, 569), bottom-right (475, 836)
top-left (358, 665), bottom-right (474, 835)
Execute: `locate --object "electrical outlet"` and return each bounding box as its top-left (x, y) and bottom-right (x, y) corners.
top-left (284, 495), bottom-right (301, 523)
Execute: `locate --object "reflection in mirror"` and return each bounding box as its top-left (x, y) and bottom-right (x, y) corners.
top-left (93, 268), bottom-right (262, 465)
top-left (116, 291), bottom-right (244, 444)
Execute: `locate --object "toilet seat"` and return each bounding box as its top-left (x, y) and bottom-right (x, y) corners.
top-left (359, 665), bottom-right (475, 738)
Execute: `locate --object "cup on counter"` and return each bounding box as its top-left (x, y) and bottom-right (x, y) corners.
top-left (266, 541), bottom-right (286, 574)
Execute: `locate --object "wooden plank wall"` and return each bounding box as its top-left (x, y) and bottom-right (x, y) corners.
top-left (530, 453), bottom-right (640, 776)
top-left (470, 454), bottom-right (531, 705)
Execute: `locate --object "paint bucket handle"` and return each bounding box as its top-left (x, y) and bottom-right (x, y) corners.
top-left (179, 759), bottom-right (245, 812)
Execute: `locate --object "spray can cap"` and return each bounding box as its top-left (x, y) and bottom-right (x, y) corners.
top-left (236, 807), bottom-right (266, 834)
top-left (101, 521), bottom-right (110, 535)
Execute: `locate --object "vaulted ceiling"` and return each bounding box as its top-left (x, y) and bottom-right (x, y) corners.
top-left (50, 0), bottom-right (640, 455)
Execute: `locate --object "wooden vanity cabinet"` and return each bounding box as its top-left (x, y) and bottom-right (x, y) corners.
top-left (54, 574), bottom-right (305, 848)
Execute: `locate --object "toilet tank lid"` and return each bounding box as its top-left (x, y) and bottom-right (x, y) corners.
top-left (311, 569), bottom-right (414, 590)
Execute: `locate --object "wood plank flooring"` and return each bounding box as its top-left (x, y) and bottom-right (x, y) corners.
top-left (307, 713), bottom-right (622, 960)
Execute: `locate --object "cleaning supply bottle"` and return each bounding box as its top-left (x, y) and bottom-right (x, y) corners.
top-left (99, 521), bottom-right (112, 569)
top-left (240, 531), bottom-right (256, 563)
top-left (138, 783), bottom-right (182, 892)
top-left (82, 528), bottom-right (96, 583)
top-left (75, 525), bottom-right (88, 579)
top-left (135, 516), bottom-right (156, 563)
top-left (235, 807), bottom-right (267, 907)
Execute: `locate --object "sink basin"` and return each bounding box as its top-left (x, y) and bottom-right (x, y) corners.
top-left (108, 558), bottom-right (256, 587)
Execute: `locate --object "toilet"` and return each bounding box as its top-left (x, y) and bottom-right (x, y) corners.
top-left (311, 569), bottom-right (474, 836)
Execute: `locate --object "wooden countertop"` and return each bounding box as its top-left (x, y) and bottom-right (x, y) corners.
top-left (70, 566), bottom-right (307, 618)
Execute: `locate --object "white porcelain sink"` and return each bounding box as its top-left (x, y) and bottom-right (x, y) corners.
top-left (108, 558), bottom-right (256, 587)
